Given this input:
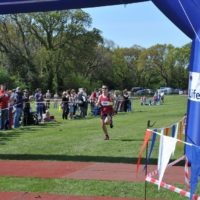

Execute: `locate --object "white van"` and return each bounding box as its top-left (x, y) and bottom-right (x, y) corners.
top-left (158, 87), bottom-right (173, 94)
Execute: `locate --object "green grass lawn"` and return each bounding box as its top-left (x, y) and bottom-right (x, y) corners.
top-left (0, 95), bottom-right (189, 199)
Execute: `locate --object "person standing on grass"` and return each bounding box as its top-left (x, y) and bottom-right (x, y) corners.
top-left (35, 88), bottom-right (45, 122)
top-left (13, 87), bottom-right (23, 128)
top-left (45, 89), bottom-right (51, 109)
top-left (53, 92), bottom-right (59, 109)
top-left (0, 84), bottom-right (10, 130)
top-left (96, 85), bottom-right (114, 140)
top-left (122, 89), bottom-right (129, 112)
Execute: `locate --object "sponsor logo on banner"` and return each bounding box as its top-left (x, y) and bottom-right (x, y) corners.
top-left (188, 72), bottom-right (200, 102)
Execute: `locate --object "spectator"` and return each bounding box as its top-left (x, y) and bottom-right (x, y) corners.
top-left (89, 88), bottom-right (98, 115)
top-left (68, 90), bottom-right (75, 120)
top-left (0, 84), bottom-right (10, 130)
top-left (71, 89), bottom-right (78, 116)
top-left (140, 96), bottom-right (147, 105)
top-left (45, 89), bottom-right (51, 109)
top-left (123, 89), bottom-right (129, 112)
top-left (23, 89), bottom-right (31, 126)
top-left (13, 87), bottom-right (23, 128)
top-left (83, 88), bottom-right (88, 117)
top-left (8, 89), bottom-right (15, 129)
top-left (61, 91), bottom-right (69, 120)
top-left (43, 109), bottom-right (54, 122)
top-left (77, 88), bottom-right (87, 118)
top-left (35, 88), bottom-right (45, 122)
top-left (53, 92), bottom-right (59, 109)
top-left (160, 91), bottom-right (165, 103)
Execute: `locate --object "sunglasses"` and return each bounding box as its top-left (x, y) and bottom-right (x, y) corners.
top-left (102, 87), bottom-right (107, 89)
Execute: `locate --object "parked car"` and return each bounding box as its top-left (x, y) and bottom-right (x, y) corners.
top-left (135, 89), bottom-right (146, 96)
top-left (173, 88), bottom-right (184, 94)
top-left (145, 89), bottom-right (154, 95)
top-left (131, 87), bottom-right (144, 96)
top-left (131, 87), bottom-right (143, 93)
top-left (135, 88), bottom-right (154, 96)
top-left (158, 87), bottom-right (173, 95)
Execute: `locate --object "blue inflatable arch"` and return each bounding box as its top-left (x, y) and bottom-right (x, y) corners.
top-left (1, 0), bottom-right (200, 159)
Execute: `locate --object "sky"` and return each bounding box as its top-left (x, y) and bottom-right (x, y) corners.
top-left (83, 1), bottom-right (192, 48)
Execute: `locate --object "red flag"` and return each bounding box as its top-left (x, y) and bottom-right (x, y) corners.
top-left (165, 127), bottom-right (169, 136)
top-left (178, 121), bottom-right (183, 140)
top-left (136, 130), bottom-right (152, 174)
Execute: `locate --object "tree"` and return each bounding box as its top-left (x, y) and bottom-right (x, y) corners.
top-left (0, 10), bottom-right (103, 92)
top-left (0, 14), bottom-right (40, 89)
top-left (171, 44), bottom-right (190, 89)
top-left (139, 44), bottom-right (175, 87)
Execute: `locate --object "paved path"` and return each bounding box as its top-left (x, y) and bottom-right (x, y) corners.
top-left (0, 160), bottom-right (185, 199)
top-left (0, 192), bottom-right (163, 200)
top-left (0, 160), bottom-right (185, 184)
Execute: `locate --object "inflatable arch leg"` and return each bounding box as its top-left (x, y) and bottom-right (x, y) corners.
top-left (186, 36), bottom-right (200, 160)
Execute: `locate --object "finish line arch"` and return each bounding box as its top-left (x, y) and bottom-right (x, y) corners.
top-left (1, 0), bottom-right (200, 158)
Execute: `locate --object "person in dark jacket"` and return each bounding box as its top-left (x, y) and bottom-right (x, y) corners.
top-left (13, 87), bottom-right (23, 128)
top-left (35, 88), bottom-right (45, 122)
top-left (61, 91), bottom-right (69, 120)
top-left (23, 89), bottom-right (31, 125)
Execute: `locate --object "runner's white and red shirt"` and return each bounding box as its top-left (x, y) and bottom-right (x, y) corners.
top-left (99, 94), bottom-right (113, 114)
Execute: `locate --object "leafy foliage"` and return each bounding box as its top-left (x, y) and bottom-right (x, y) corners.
top-left (0, 11), bottom-right (190, 92)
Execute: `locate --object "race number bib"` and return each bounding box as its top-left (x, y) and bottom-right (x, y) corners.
top-left (101, 101), bottom-right (113, 106)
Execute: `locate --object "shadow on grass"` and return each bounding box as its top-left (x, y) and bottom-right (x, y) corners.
top-left (0, 154), bottom-right (185, 166)
top-left (112, 138), bottom-right (145, 142)
top-left (0, 122), bottom-right (61, 145)
top-left (0, 132), bottom-right (20, 145)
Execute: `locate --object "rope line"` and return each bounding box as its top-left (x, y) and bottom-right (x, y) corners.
top-left (146, 128), bottom-right (197, 148)
top-left (177, 0), bottom-right (200, 42)
top-left (146, 156), bottom-right (199, 199)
